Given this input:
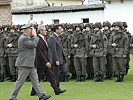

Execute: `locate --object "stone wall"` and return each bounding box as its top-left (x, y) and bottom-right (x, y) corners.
top-left (0, 5), bottom-right (12, 26)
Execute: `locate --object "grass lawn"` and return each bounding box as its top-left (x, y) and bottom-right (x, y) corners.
top-left (1, 55), bottom-right (133, 100)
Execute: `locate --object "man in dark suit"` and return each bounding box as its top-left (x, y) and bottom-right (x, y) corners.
top-left (31, 25), bottom-right (66, 96)
top-left (48, 25), bottom-right (67, 83)
top-left (9, 24), bottom-right (51, 100)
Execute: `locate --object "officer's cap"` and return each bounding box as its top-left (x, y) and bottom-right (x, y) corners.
top-left (21, 23), bottom-right (33, 29)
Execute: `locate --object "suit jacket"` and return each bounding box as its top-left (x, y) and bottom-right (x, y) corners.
top-left (15, 34), bottom-right (39, 67)
top-left (48, 33), bottom-right (66, 65)
top-left (35, 35), bottom-right (49, 69)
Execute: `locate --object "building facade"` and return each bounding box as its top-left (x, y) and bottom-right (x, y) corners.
top-left (0, 0), bottom-right (12, 26)
top-left (12, 4), bottom-right (104, 25)
top-left (47, 0), bottom-right (82, 6)
top-left (12, 0), bottom-right (48, 9)
top-left (12, 0), bottom-right (133, 34)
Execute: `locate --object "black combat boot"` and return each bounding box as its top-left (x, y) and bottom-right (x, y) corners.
top-left (64, 75), bottom-right (69, 82)
top-left (0, 75), bottom-right (4, 82)
top-left (90, 73), bottom-right (94, 80)
top-left (105, 73), bottom-right (109, 79)
top-left (10, 75), bottom-right (16, 82)
top-left (115, 75), bottom-right (120, 82)
top-left (7, 75), bottom-right (13, 80)
top-left (87, 74), bottom-right (91, 79)
top-left (100, 75), bottom-right (104, 82)
top-left (81, 75), bottom-right (86, 82)
top-left (119, 74), bottom-right (124, 82)
top-left (76, 76), bottom-right (81, 82)
top-left (108, 74), bottom-right (113, 80)
top-left (95, 75), bottom-right (100, 82)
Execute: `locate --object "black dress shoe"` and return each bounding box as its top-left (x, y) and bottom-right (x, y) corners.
top-left (39, 95), bottom-right (51, 100)
top-left (55, 90), bottom-right (66, 95)
top-left (30, 92), bottom-right (37, 96)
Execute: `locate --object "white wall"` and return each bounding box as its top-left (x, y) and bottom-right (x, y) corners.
top-left (12, 10), bottom-right (104, 25)
top-left (83, 0), bottom-right (133, 34)
top-left (104, 1), bottom-right (133, 34)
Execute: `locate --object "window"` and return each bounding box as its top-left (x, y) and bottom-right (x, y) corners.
top-left (82, 18), bottom-right (89, 23)
top-left (26, 0), bottom-right (33, 5)
top-left (52, 19), bottom-right (60, 24)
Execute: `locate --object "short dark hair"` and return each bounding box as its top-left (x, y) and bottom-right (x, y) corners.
top-left (53, 25), bottom-right (61, 32)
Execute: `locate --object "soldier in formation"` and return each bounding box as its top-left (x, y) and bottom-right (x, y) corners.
top-left (0, 21), bottom-right (131, 83)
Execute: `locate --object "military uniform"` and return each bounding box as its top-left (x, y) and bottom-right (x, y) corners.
top-left (71, 25), bottom-right (86, 82)
top-left (5, 28), bottom-right (19, 82)
top-left (0, 31), bottom-right (5, 82)
top-left (2, 27), bottom-right (11, 78)
top-left (61, 30), bottom-right (71, 81)
top-left (110, 22), bottom-right (128, 82)
top-left (122, 22), bottom-right (132, 75)
top-left (130, 35), bottom-right (133, 55)
top-left (84, 23), bottom-right (94, 80)
top-left (103, 21), bottom-right (113, 80)
top-left (69, 27), bottom-right (77, 79)
top-left (90, 22), bottom-right (108, 82)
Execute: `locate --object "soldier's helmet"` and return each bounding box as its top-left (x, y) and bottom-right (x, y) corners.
top-left (10, 25), bottom-right (16, 29)
top-left (94, 22), bottom-right (102, 29)
top-left (103, 21), bottom-right (111, 28)
top-left (67, 24), bottom-right (74, 29)
top-left (122, 22), bottom-right (128, 28)
top-left (112, 22), bottom-right (117, 27)
top-left (114, 21), bottom-right (123, 29)
top-left (74, 23), bottom-right (83, 30)
top-left (84, 23), bottom-right (93, 29)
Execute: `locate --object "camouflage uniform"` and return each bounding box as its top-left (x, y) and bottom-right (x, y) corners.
top-left (110, 22), bottom-right (128, 82)
top-left (5, 27), bottom-right (19, 82)
top-left (122, 22), bottom-right (132, 75)
top-left (61, 30), bottom-right (71, 81)
top-left (130, 35), bottom-right (133, 55)
top-left (90, 22), bottom-right (108, 82)
top-left (0, 30), bottom-right (6, 82)
top-left (103, 21), bottom-right (113, 80)
top-left (71, 25), bottom-right (86, 82)
top-left (84, 23), bottom-right (94, 80)
top-left (69, 25), bottom-right (77, 79)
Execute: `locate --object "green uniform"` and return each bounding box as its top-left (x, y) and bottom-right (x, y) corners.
top-left (123, 29), bottom-right (131, 74)
top-left (69, 31), bottom-right (76, 79)
top-left (61, 31), bottom-right (71, 81)
top-left (130, 35), bottom-right (133, 54)
top-left (110, 29), bottom-right (128, 82)
top-left (5, 32), bottom-right (19, 81)
top-left (71, 31), bottom-right (86, 81)
top-left (103, 29), bottom-right (113, 79)
top-left (90, 30), bottom-right (108, 81)
top-left (84, 30), bottom-right (94, 79)
top-left (0, 32), bottom-right (5, 82)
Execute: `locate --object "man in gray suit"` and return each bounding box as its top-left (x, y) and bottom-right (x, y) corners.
top-left (9, 24), bottom-right (51, 100)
